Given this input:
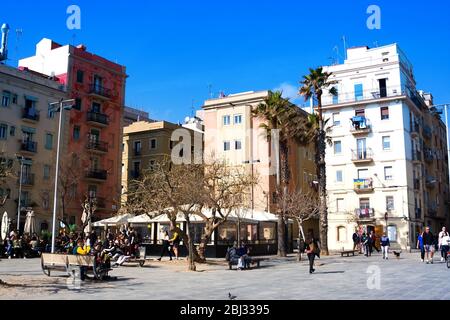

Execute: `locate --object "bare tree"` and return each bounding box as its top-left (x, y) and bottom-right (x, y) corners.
top-left (0, 155), bottom-right (14, 207)
top-left (81, 194), bottom-right (97, 235)
top-left (273, 187), bottom-right (319, 261)
top-left (58, 153), bottom-right (82, 224)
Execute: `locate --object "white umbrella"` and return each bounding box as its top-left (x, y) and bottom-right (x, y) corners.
top-left (24, 210), bottom-right (36, 234)
top-left (92, 213), bottom-right (134, 227)
top-left (1, 211), bottom-right (8, 240)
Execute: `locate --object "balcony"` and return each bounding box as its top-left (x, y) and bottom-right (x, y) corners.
top-left (88, 196), bottom-right (106, 209)
top-left (415, 207), bottom-right (422, 219)
top-left (355, 208), bottom-right (375, 219)
top-left (424, 148), bottom-right (434, 163)
top-left (87, 111), bottom-right (109, 127)
top-left (134, 150), bottom-right (142, 156)
top-left (322, 85), bottom-right (405, 107)
top-left (412, 150), bottom-right (422, 163)
top-left (350, 117), bottom-right (371, 135)
top-left (20, 141), bottom-right (37, 154)
top-left (423, 125), bottom-right (432, 140)
top-left (351, 148), bottom-right (374, 164)
top-left (354, 178), bottom-right (374, 193)
top-left (17, 173), bottom-right (35, 187)
top-left (88, 84), bottom-right (112, 100)
top-left (85, 169), bottom-right (107, 181)
top-left (426, 176), bottom-right (437, 189)
top-left (22, 109), bottom-right (40, 122)
top-left (413, 178), bottom-right (421, 190)
top-left (427, 204), bottom-right (438, 217)
top-left (410, 121), bottom-right (420, 137)
top-left (86, 137), bottom-right (108, 154)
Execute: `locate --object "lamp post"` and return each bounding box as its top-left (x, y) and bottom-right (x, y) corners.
top-left (50, 98), bottom-right (74, 253)
top-left (16, 155), bottom-right (25, 232)
top-left (384, 212), bottom-right (388, 235)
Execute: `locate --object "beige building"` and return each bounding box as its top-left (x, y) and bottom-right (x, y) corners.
top-left (201, 90), bottom-right (318, 245)
top-left (0, 64), bottom-right (67, 233)
top-left (121, 120), bottom-right (201, 203)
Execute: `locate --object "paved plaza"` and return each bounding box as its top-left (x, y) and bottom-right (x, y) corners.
top-left (1, 251), bottom-right (450, 300)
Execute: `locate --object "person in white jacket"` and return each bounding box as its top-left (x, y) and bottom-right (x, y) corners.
top-left (438, 227), bottom-right (449, 262)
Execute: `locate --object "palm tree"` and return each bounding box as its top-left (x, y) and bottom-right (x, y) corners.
top-left (252, 91), bottom-right (306, 257)
top-left (299, 67), bottom-right (337, 256)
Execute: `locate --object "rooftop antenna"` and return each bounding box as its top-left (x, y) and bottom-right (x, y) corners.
top-left (342, 36), bottom-right (347, 60)
top-left (207, 84), bottom-right (213, 99)
top-left (333, 45), bottom-right (340, 64)
top-left (14, 28), bottom-right (23, 65)
top-left (191, 99), bottom-right (195, 117)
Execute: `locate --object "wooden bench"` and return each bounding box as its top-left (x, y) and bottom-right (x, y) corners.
top-left (67, 255), bottom-right (110, 280)
top-left (340, 250), bottom-right (357, 257)
top-left (120, 247), bottom-right (146, 267)
top-left (41, 253), bottom-right (69, 277)
top-left (228, 257), bottom-right (265, 270)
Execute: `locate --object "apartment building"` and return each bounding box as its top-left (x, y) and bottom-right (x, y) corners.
top-left (0, 63), bottom-right (66, 233)
top-left (121, 120), bottom-right (201, 203)
top-left (19, 39), bottom-right (127, 226)
top-left (320, 44), bottom-right (449, 251)
top-left (201, 91), bottom-right (318, 244)
top-left (123, 106), bottom-right (151, 126)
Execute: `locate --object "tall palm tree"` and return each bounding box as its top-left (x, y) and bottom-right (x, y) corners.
top-left (252, 91), bottom-right (305, 257)
top-left (299, 67), bottom-right (337, 256)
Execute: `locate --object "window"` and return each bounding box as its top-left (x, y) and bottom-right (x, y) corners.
top-left (355, 109), bottom-right (365, 117)
top-left (386, 196), bottom-right (395, 211)
top-left (25, 98), bottom-right (36, 110)
top-left (1, 91), bottom-right (10, 107)
top-left (359, 198), bottom-right (370, 209)
top-left (74, 98), bottom-right (82, 111)
top-left (234, 114), bottom-right (242, 124)
top-left (382, 136), bottom-right (391, 150)
top-left (12, 94), bottom-right (17, 104)
top-left (0, 124), bottom-right (7, 140)
top-left (388, 225), bottom-right (397, 242)
top-left (134, 141), bottom-right (142, 155)
top-left (76, 70), bottom-right (84, 83)
top-left (73, 126), bottom-right (80, 140)
top-left (47, 104), bottom-right (55, 118)
top-left (223, 141), bottom-right (231, 151)
top-left (384, 166), bottom-right (393, 180)
top-left (235, 140), bottom-right (242, 150)
top-left (332, 87), bottom-right (339, 104)
top-left (334, 141), bottom-right (342, 154)
top-left (223, 115), bottom-right (231, 126)
top-left (336, 198), bottom-right (344, 212)
top-left (150, 139), bottom-right (157, 149)
top-left (336, 170), bottom-right (343, 182)
top-left (45, 133), bottom-right (53, 150)
top-left (149, 160), bottom-right (155, 170)
top-left (337, 226), bottom-right (347, 242)
top-left (43, 165), bottom-right (50, 180)
top-left (354, 83), bottom-right (363, 101)
top-left (42, 192), bottom-right (50, 210)
top-left (358, 169), bottom-right (369, 179)
top-left (381, 106), bottom-right (389, 120)
top-left (91, 102), bottom-right (101, 113)
top-left (379, 79), bottom-right (387, 98)
top-left (332, 112), bottom-right (341, 126)
top-left (9, 126), bottom-right (15, 137)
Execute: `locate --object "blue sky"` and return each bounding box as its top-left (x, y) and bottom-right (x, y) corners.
top-left (1, 0), bottom-right (450, 122)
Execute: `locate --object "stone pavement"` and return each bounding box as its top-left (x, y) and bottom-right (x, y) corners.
top-left (1, 251), bottom-right (450, 300)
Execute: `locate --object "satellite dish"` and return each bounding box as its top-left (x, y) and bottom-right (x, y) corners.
top-left (184, 116), bottom-right (190, 123)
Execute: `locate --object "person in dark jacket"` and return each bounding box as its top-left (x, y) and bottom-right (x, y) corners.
top-left (352, 231), bottom-right (360, 252)
top-left (423, 227), bottom-right (435, 264)
top-left (306, 233), bottom-right (320, 274)
top-left (361, 233), bottom-right (370, 257)
top-left (380, 234), bottom-right (390, 259)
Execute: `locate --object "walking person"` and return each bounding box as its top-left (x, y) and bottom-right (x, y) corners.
top-left (306, 232), bottom-right (320, 274)
top-left (423, 227), bottom-right (435, 264)
top-left (157, 230), bottom-right (173, 261)
top-left (380, 233), bottom-right (390, 260)
top-left (417, 231), bottom-right (425, 262)
top-left (352, 231), bottom-right (360, 252)
top-left (169, 230), bottom-right (181, 260)
top-left (441, 232), bottom-right (450, 263)
top-left (361, 233), bottom-right (369, 257)
top-left (438, 227), bottom-right (449, 262)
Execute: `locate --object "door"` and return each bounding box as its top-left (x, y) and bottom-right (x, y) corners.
top-left (357, 138), bottom-right (367, 159)
top-left (90, 129), bottom-right (100, 143)
top-left (93, 76), bottom-right (103, 90)
top-left (378, 79), bottom-right (387, 98)
top-left (91, 102), bottom-right (101, 113)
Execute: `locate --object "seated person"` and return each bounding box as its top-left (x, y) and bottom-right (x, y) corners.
top-left (225, 241), bottom-right (252, 270)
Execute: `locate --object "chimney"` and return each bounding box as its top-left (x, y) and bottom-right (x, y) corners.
top-left (0, 23), bottom-right (10, 62)
top-left (76, 44), bottom-right (87, 51)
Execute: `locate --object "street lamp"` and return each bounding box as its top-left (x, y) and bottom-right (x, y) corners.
top-left (16, 155), bottom-right (25, 232)
top-left (49, 98), bottom-right (74, 253)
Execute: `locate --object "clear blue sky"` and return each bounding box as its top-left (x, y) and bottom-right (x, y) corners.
top-left (2, 0), bottom-right (450, 123)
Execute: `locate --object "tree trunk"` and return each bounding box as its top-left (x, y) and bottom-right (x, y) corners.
top-left (297, 222), bottom-right (305, 262)
top-left (277, 141), bottom-right (290, 257)
top-left (317, 97), bottom-right (329, 256)
top-left (196, 221), bottom-right (214, 263)
top-left (185, 219), bottom-right (196, 271)
top-left (170, 220), bottom-right (201, 265)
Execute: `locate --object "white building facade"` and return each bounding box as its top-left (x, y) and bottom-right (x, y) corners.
top-left (321, 44), bottom-right (449, 251)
